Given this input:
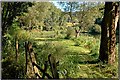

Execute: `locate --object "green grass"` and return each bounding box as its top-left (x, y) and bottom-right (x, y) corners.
top-left (3, 27), bottom-right (118, 78)
top-left (34, 38), bottom-right (90, 55)
top-left (29, 31), bottom-right (118, 78)
top-left (66, 46), bottom-right (90, 54)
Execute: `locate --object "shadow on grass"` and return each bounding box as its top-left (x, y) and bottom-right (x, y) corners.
top-left (77, 59), bottom-right (100, 64)
top-left (67, 55), bottom-right (100, 64)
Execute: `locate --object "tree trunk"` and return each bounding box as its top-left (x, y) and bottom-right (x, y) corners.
top-left (99, 2), bottom-right (111, 63)
top-left (75, 32), bottom-right (79, 38)
top-left (25, 41), bottom-right (41, 78)
top-left (75, 29), bottom-right (80, 38)
top-left (15, 37), bottom-right (19, 62)
top-left (99, 2), bottom-right (119, 64)
top-left (48, 54), bottom-right (59, 79)
top-left (108, 2), bottom-right (119, 64)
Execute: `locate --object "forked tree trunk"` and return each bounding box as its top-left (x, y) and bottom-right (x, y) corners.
top-left (75, 29), bottom-right (80, 38)
top-left (99, 2), bottom-right (119, 64)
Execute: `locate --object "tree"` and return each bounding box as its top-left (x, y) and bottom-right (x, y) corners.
top-left (58, 2), bottom-right (80, 23)
top-left (99, 2), bottom-right (119, 64)
top-left (18, 2), bottom-right (63, 31)
top-left (74, 2), bottom-right (104, 37)
top-left (58, 2), bottom-right (80, 38)
top-left (43, 3), bottom-right (62, 31)
top-left (2, 2), bottom-right (32, 35)
top-left (2, 3), bottom-right (34, 78)
top-left (18, 2), bottom-right (52, 30)
top-left (74, 2), bottom-right (88, 38)
top-left (2, 2), bottom-right (33, 49)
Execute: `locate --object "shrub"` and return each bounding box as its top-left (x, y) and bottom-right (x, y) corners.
top-left (90, 24), bottom-right (101, 33)
top-left (2, 55), bottom-right (25, 79)
top-left (65, 27), bottom-right (75, 39)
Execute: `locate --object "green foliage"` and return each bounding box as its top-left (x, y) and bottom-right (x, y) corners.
top-left (89, 24), bottom-right (101, 33)
top-left (73, 35), bottom-right (100, 59)
top-left (2, 54), bottom-right (25, 79)
top-left (2, 2), bottom-right (118, 79)
top-left (2, 33), bottom-right (15, 58)
top-left (64, 27), bottom-right (75, 39)
top-left (33, 41), bottom-right (67, 69)
top-left (18, 2), bottom-right (52, 30)
top-left (2, 2), bottom-right (33, 35)
top-left (75, 2), bottom-right (104, 32)
top-left (2, 21), bottom-right (31, 79)
top-left (9, 22), bottom-right (30, 41)
top-left (18, 2), bottom-right (65, 31)
top-left (2, 30), bottom-right (118, 78)
top-left (73, 36), bottom-right (88, 46)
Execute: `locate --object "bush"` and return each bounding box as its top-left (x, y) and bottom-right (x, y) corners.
top-left (65, 27), bottom-right (75, 39)
top-left (90, 24), bottom-right (101, 33)
top-left (2, 55), bottom-right (25, 79)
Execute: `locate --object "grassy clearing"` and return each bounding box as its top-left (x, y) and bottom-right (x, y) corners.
top-left (30, 31), bottom-right (118, 78)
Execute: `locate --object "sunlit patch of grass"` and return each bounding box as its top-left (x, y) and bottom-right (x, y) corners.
top-left (35, 41), bottom-right (45, 45)
top-left (66, 46), bottom-right (90, 54)
top-left (34, 37), bottom-right (56, 41)
top-left (59, 40), bottom-right (75, 46)
top-left (35, 38), bottom-right (90, 55)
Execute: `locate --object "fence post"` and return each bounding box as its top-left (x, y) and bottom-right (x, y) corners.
top-left (25, 41), bottom-right (28, 77)
top-left (48, 54), bottom-right (59, 79)
top-left (25, 41), bottom-right (41, 78)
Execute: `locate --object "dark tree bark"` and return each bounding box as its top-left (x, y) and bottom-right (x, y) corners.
top-left (99, 2), bottom-right (119, 64)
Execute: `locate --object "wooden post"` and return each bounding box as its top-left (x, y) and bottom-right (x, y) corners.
top-left (25, 41), bottom-right (41, 78)
top-left (32, 62), bottom-right (52, 79)
top-left (25, 41), bottom-right (34, 78)
top-left (48, 54), bottom-right (59, 79)
top-left (42, 61), bottom-right (48, 78)
top-left (25, 41), bottom-right (28, 76)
